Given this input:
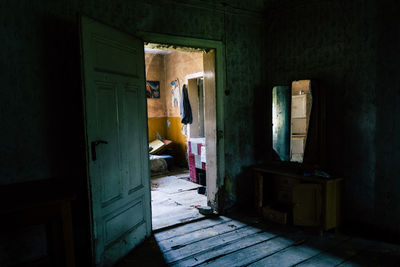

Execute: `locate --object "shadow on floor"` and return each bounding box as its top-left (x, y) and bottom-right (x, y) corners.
top-left (114, 236), bottom-right (167, 267)
top-left (115, 211), bottom-right (400, 267)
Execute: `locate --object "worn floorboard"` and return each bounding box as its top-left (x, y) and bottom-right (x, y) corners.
top-left (155, 216), bottom-right (232, 241)
top-left (198, 235), bottom-right (298, 266)
top-left (336, 241), bottom-right (400, 267)
top-left (295, 237), bottom-right (372, 267)
top-left (156, 220), bottom-right (247, 252)
top-left (165, 225), bottom-right (262, 264)
top-left (151, 171), bottom-right (207, 230)
top-left (152, 207), bottom-right (205, 230)
top-left (171, 227), bottom-right (278, 266)
top-left (116, 214), bottom-right (400, 267)
top-left (248, 233), bottom-right (349, 267)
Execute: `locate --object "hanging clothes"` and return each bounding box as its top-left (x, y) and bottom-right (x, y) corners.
top-left (180, 84), bottom-right (193, 125)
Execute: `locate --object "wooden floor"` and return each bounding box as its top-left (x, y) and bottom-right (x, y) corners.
top-left (151, 171), bottom-right (207, 230)
top-left (116, 213), bottom-right (400, 267)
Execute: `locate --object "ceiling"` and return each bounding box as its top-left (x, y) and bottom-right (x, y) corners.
top-left (144, 42), bottom-right (207, 55)
top-left (144, 47), bottom-right (172, 55)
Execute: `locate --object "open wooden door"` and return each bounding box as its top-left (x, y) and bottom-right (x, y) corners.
top-left (80, 16), bottom-right (151, 266)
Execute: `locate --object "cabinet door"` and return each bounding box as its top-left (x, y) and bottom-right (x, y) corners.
top-left (324, 179), bottom-right (343, 230)
top-left (292, 95), bottom-right (307, 118)
top-left (293, 183), bottom-right (322, 226)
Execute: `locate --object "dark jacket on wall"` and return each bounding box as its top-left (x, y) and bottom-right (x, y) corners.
top-left (180, 84), bottom-right (192, 125)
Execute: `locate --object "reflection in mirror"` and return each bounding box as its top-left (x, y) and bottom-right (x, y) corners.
top-left (272, 86), bottom-right (291, 161)
top-left (290, 80), bottom-right (312, 162)
top-left (272, 80), bottom-right (312, 163)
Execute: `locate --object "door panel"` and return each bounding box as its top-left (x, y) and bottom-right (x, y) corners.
top-left (80, 16), bottom-right (151, 266)
top-left (95, 83), bottom-right (122, 206)
top-left (103, 198), bottom-right (144, 245)
top-left (93, 35), bottom-right (139, 77)
top-left (122, 85), bottom-right (144, 192)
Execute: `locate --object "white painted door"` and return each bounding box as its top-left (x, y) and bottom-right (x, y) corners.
top-left (80, 16), bottom-right (151, 266)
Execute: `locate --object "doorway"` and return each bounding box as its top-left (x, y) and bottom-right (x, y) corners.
top-left (144, 43), bottom-right (214, 230)
top-left (81, 17), bottom-right (225, 264)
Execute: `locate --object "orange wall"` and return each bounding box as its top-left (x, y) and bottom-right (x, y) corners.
top-left (164, 51), bottom-right (203, 164)
top-left (148, 117), bottom-right (167, 141)
top-left (165, 117), bottom-right (187, 164)
top-left (165, 51), bottom-right (204, 117)
top-left (145, 53), bottom-right (167, 143)
top-left (145, 53), bottom-right (167, 118)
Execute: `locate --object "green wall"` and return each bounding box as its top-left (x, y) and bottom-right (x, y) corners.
top-left (0, 1), bottom-right (264, 193)
top-left (0, 1), bottom-right (264, 264)
top-left (262, 0), bottom-right (400, 241)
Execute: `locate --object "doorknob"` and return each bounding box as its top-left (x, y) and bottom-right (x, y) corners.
top-left (91, 140), bottom-right (108, 161)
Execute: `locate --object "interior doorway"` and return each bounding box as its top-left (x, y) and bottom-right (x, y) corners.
top-left (144, 43), bottom-right (214, 230)
top-left (81, 17), bottom-right (225, 265)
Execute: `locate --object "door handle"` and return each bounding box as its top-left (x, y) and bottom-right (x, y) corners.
top-left (91, 140), bottom-right (108, 161)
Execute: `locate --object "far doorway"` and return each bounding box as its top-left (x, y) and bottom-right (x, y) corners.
top-left (144, 43), bottom-right (216, 230)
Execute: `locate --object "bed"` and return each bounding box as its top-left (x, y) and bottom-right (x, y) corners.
top-left (148, 139), bottom-right (174, 175)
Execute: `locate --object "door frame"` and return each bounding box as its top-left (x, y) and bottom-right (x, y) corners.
top-left (137, 31), bottom-right (225, 210)
top-left (186, 74), bottom-right (204, 139)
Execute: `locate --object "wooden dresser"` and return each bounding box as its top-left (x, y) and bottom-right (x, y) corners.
top-left (252, 164), bottom-right (343, 231)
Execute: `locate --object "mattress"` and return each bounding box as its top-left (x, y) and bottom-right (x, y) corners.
top-left (149, 154), bottom-right (174, 174)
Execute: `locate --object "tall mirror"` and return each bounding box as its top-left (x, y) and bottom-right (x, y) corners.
top-left (272, 80), bottom-right (312, 163)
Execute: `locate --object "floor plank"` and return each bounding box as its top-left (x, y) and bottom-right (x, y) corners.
top-left (155, 216), bottom-right (232, 242)
top-left (151, 173), bottom-right (199, 194)
top-left (114, 236), bottom-right (166, 267)
top-left (152, 189), bottom-right (206, 207)
top-left (152, 206), bottom-right (205, 230)
top-left (197, 234), bottom-right (301, 267)
top-left (171, 227), bottom-right (280, 266)
top-left (295, 237), bottom-right (373, 266)
top-left (156, 220), bottom-right (247, 252)
top-left (337, 241), bottom-right (400, 267)
top-left (116, 214), bottom-right (400, 267)
top-left (153, 190), bottom-right (206, 207)
top-left (165, 225), bottom-right (263, 264)
top-left (151, 171), bottom-right (207, 230)
top-left (248, 233), bottom-right (349, 267)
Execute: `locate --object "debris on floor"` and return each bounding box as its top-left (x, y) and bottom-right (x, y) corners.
top-left (151, 183), bottom-right (159, 190)
top-left (197, 206), bottom-right (213, 215)
top-left (152, 171), bottom-right (207, 230)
